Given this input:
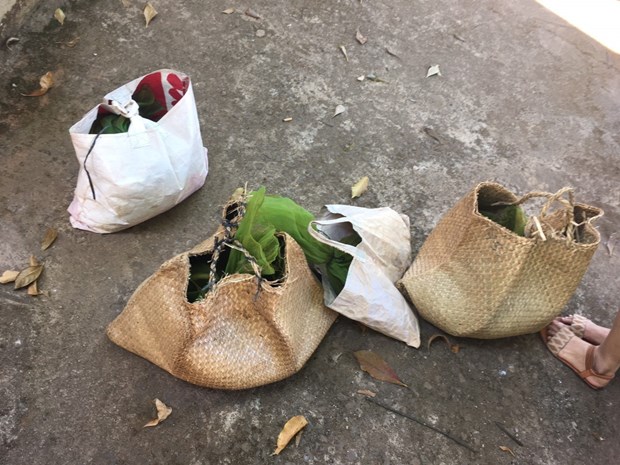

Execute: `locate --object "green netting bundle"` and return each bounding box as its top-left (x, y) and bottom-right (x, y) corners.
top-left (188, 187), bottom-right (359, 302)
top-left (226, 187), bottom-right (359, 293)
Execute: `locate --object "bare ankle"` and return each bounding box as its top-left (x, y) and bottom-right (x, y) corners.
top-left (593, 346), bottom-right (620, 376)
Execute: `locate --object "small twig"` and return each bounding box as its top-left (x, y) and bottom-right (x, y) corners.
top-left (366, 398), bottom-right (477, 453)
top-left (532, 216), bottom-right (546, 241)
top-left (494, 421), bottom-right (524, 447)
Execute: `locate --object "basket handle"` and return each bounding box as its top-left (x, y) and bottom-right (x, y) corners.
top-left (492, 187), bottom-right (599, 242)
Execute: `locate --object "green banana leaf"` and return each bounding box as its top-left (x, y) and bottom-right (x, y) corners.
top-left (480, 204), bottom-right (527, 236)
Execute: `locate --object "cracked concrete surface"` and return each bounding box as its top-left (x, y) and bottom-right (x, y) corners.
top-left (1, 1), bottom-right (619, 464)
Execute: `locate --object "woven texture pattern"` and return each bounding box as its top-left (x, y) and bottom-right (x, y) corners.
top-left (107, 233), bottom-right (337, 389)
top-left (398, 182), bottom-right (602, 339)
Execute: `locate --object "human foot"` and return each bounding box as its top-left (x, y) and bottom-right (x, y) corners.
top-left (549, 315), bottom-right (610, 345)
top-left (541, 326), bottom-right (614, 389)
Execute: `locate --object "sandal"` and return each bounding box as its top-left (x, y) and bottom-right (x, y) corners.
top-left (565, 314), bottom-right (588, 339)
top-left (541, 326), bottom-right (614, 390)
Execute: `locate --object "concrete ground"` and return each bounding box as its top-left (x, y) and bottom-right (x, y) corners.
top-left (1, 1), bottom-right (619, 464)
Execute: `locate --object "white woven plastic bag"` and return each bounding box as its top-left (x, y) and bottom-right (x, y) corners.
top-left (308, 205), bottom-right (421, 347)
top-left (67, 69), bottom-right (208, 233)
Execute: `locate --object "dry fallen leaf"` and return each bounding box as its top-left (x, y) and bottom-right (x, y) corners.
top-left (272, 415), bottom-right (308, 455)
top-left (353, 350), bottom-right (408, 387)
top-left (385, 47), bottom-right (400, 58)
top-left (28, 280), bottom-right (42, 296)
top-left (427, 334), bottom-right (460, 353)
top-left (357, 389), bottom-right (377, 397)
top-left (41, 227), bottom-right (58, 251)
top-left (339, 45), bottom-right (349, 62)
top-left (22, 71), bottom-right (55, 97)
top-left (356, 29), bottom-right (367, 45)
top-left (6, 37), bottom-right (19, 48)
top-left (366, 73), bottom-right (388, 83)
top-left (295, 430), bottom-right (303, 447)
top-left (426, 64), bottom-right (442, 77)
top-left (245, 8), bottom-right (261, 19)
top-left (0, 270), bottom-right (20, 284)
top-left (144, 2), bottom-right (158, 27)
top-left (333, 104), bottom-right (346, 118)
top-left (144, 398), bottom-right (172, 427)
top-left (607, 233), bottom-right (617, 256)
top-left (54, 8), bottom-right (65, 25)
top-left (57, 36), bottom-right (80, 48)
top-left (14, 265), bottom-right (44, 290)
top-left (423, 127), bottom-right (441, 143)
top-left (499, 445), bottom-right (515, 457)
top-left (222, 8), bottom-right (235, 14)
top-left (29, 255), bottom-right (40, 267)
top-left (351, 176), bottom-right (369, 199)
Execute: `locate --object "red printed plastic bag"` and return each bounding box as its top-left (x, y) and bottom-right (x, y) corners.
top-left (67, 69), bottom-right (208, 233)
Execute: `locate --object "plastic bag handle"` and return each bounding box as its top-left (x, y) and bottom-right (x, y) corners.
top-left (307, 218), bottom-right (368, 262)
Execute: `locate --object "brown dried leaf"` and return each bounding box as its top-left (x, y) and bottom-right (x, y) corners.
top-left (385, 47), bottom-right (400, 58)
top-left (144, 2), bottom-right (158, 27)
top-left (41, 227), bottom-right (58, 251)
top-left (499, 445), bottom-right (515, 457)
top-left (14, 265), bottom-right (44, 289)
top-left (333, 104), bottom-right (346, 117)
top-left (423, 127), bottom-right (441, 143)
top-left (29, 255), bottom-right (40, 267)
top-left (426, 64), bottom-right (441, 77)
top-left (144, 398), bottom-right (172, 427)
top-left (427, 334), bottom-right (460, 353)
top-left (357, 389), bottom-right (376, 398)
top-left (21, 71), bottom-right (55, 97)
top-left (222, 7), bottom-right (235, 14)
top-left (355, 29), bottom-right (367, 45)
top-left (272, 415), bottom-right (308, 455)
top-left (54, 8), bottom-right (65, 25)
top-left (245, 8), bottom-right (261, 19)
top-left (353, 350), bottom-right (408, 387)
top-left (339, 45), bottom-right (349, 62)
top-left (6, 37), bottom-right (19, 48)
top-left (607, 233), bottom-right (617, 256)
top-left (28, 280), bottom-right (42, 296)
top-left (57, 36), bottom-right (80, 48)
top-left (351, 176), bottom-right (369, 199)
top-left (0, 270), bottom-right (20, 284)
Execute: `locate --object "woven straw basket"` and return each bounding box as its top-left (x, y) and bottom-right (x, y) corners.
top-left (107, 232), bottom-right (337, 389)
top-left (398, 182), bottom-right (602, 339)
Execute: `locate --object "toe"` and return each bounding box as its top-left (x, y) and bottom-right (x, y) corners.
top-left (547, 320), bottom-right (566, 338)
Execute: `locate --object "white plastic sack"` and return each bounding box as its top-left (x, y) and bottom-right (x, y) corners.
top-left (308, 205), bottom-right (421, 348)
top-left (67, 69), bottom-right (208, 233)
